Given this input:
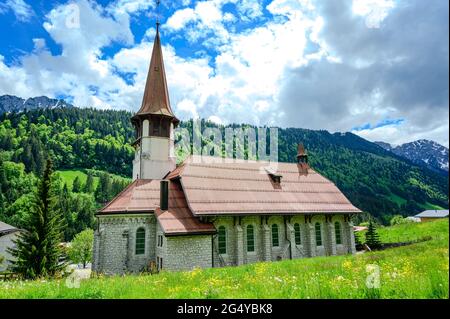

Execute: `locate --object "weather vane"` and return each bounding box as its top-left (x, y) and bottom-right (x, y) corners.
top-left (156, 0), bottom-right (161, 31)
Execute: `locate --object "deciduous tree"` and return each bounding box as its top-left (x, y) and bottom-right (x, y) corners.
top-left (68, 229), bottom-right (94, 268)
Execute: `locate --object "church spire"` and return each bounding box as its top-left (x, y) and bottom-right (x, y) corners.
top-left (133, 2), bottom-right (178, 124)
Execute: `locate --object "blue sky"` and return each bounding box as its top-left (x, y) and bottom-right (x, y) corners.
top-left (0, 0), bottom-right (448, 146)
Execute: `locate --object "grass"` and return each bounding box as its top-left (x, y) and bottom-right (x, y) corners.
top-left (56, 169), bottom-right (131, 189)
top-left (367, 218), bottom-right (448, 244)
top-left (387, 194), bottom-right (407, 206)
top-left (0, 220), bottom-right (448, 299)
top-left (420, 202), bottom-right (446, 211)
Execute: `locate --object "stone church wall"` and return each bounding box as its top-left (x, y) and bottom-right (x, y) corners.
top-left (93, 213), bottom-right (356, 274)
top-left (93, 214), bottom-right (156, 275)
top-left (163, 235), bottom-right (212, 271)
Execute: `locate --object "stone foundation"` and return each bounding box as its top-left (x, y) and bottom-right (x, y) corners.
top-left (93, 213), bottom-right (356, 274)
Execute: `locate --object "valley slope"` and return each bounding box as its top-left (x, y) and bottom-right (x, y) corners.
top-left (0, 107), bottom-right (448, 224)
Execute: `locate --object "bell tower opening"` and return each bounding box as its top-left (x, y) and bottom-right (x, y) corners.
top-left (131, 20), bottom-right (179, 181)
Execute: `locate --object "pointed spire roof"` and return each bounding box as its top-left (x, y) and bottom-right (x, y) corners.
top-left (297, 143), bottom-right (307, 157)
top-left (134, 26), bottom-right (178, 124)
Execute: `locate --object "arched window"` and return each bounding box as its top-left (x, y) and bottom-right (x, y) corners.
top-left (247, 225), bottom-right (255, 252)
top-left (294, 223), bottom-right (301, 245)
top-left (272, 224), bottom-right (279, 247)
top-left (315, 222), bottom-right (322, 246)
top-left (218, 226), bottom-right (227, 254)
top-left (135, 228), bottom-right (145, 255)
top-left (335, 222), bottom-right (342, 245)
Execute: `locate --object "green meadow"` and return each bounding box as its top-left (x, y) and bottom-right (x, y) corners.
top-left (0, 219), bottom-right (448, 299)
top-left (56, 169), bottom-right (131, 189)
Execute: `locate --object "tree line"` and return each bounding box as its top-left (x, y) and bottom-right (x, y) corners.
top-left (1, 108), bottom-right (448, 225)
top-left (0, 158), bottom-right (129, 242)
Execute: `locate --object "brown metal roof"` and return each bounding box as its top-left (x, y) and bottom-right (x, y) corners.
top-left (134, 28), bottom-right (178, 123)
top-left (171, 156), bottom-right (361, 215)
top-left (98, 178), bottom-right (215, 236)
top-left (99, 155), bottom-right (360, 231)
top-left (155, 181), bottom-right (216, 236)
top-left (98, 179), bottom-right (160, 213)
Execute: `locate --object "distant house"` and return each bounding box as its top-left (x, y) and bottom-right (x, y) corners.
top-left (0, 221), bottom-right (22, 271)
top-left (414, 210), bottom-right (449, 222)
top-left (405, 216), bottom-right (420, 223)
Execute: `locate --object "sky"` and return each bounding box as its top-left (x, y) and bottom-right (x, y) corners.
top-left (0, 0), bottom-right (448, 147)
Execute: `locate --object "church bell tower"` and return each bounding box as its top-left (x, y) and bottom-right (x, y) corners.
top-left (131, 22), bottom-right (179, 180)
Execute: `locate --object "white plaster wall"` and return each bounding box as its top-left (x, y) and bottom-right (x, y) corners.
top-left (134, 136), bottom-right (176, 180)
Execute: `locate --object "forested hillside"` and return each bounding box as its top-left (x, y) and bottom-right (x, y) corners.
top-left (0, 107), bottom-right (448, 229)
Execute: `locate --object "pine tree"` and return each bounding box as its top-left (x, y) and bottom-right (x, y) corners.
top-left (72, 176), bottom-right (81, 193)
top-left (83, 173), bottom-right (94, 193)
top-left (95, 172), bottom-right (111, 203)
top-left (58, 183), bottom-right (74, 241)
top-left (8, 159), bottom-right (66, 279)
top-left (365, 220), bottom-right (381, 249)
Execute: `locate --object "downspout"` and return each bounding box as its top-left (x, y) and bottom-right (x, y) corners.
top-left (139, 139), bottom-right (143, 179)
top-left (211, 235), bottom-right (214, 268)
top-left (210, 217), bottom-right (217, 268)
top-left (284, 216), bottom-right (292, 260)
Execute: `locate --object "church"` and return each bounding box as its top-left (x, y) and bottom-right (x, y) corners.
top-left (92, 24), bottom-right (361, 275)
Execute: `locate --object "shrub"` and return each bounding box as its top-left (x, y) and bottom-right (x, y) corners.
top-left (68, 229), bottom-right (94, 268)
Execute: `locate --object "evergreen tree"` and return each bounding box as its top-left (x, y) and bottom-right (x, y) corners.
top-left (0, 158), bottom-right (6, 193)
top-left (8, 159), bottom-right (66, 279)
top-left (95, 172), bottom-right (112, 203)
top-left (72, 176), bottom-right (81, 193)
top-left (57, 183), bottom-right (74, 241)
top-left (83, 172), bottom-right (94, 193)
top-left (365, 220), bottom-right (381, 249)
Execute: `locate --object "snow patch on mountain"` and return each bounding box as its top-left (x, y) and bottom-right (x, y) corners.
top-left (375, 139), bottom-right (449, 172)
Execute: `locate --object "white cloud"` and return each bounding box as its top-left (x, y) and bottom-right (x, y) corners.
top-left (0, 0), bottom-right (134, 107)
top-left (0, 0), bottom-right (447, 148)
top-left (107, 0), bottom-right (155, 15)
top-left (165, 8), bottom-right (196, 30)
top-left (353, 119), bottom-right (450, 148)
top-left (236, 0), bottom-right (264, 21)
top-left (0, 0), bottom-right (34, 21)
top-left (352, 0), bottom-right (395, 28)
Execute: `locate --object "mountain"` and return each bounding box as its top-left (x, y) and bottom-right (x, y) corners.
top-left (375, 140), bottom-right (449, 172)
top-left (1, 105), bottom-right (447, 225)
top-left (0, 94), bottom-right (73, 114)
